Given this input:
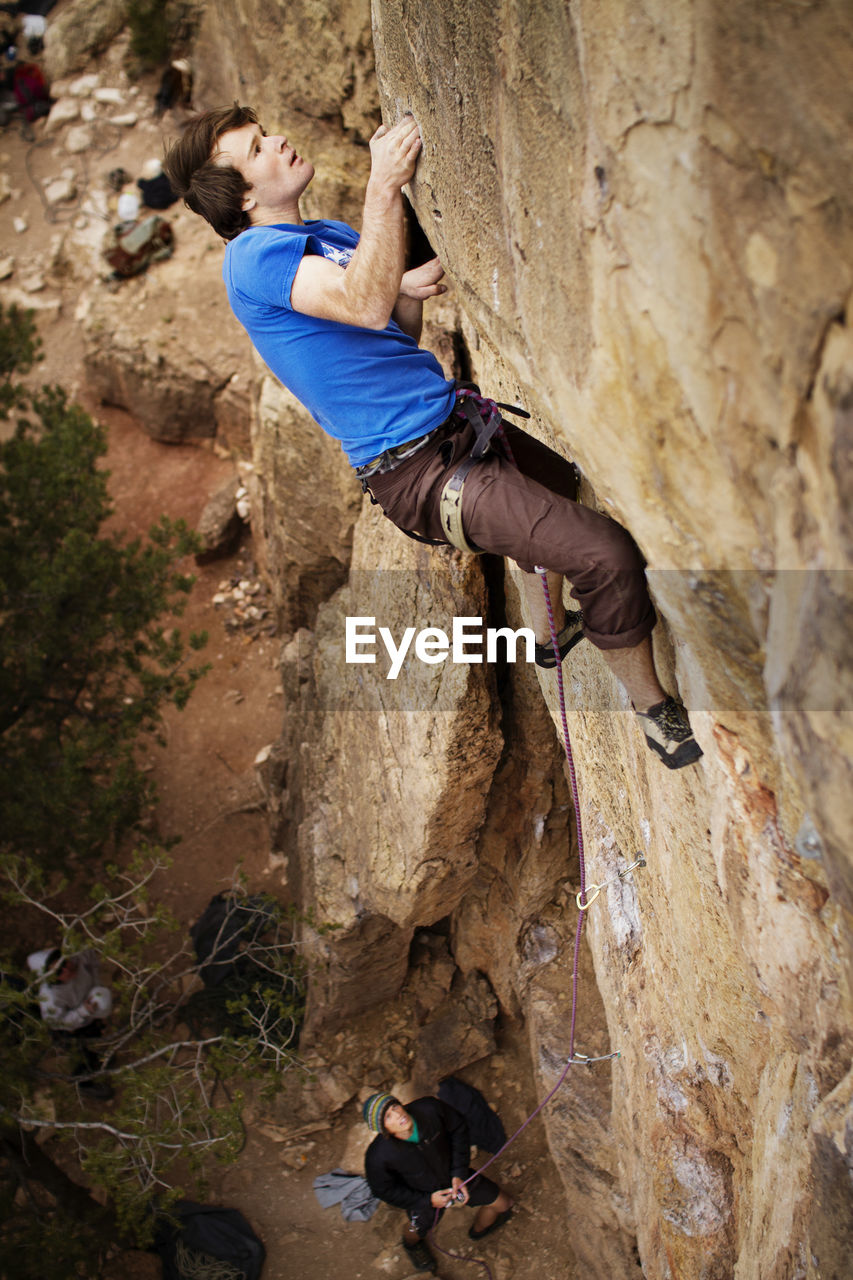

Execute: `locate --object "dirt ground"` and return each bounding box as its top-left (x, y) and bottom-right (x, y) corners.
top-left (1, 61), bottom-right (578, 1280)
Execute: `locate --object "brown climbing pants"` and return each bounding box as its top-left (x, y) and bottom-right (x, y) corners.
top-left (365, 415), bottom-right (656, 651)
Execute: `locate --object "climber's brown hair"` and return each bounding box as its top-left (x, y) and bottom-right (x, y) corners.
top-left (163, 104), bottom-right (258, 242)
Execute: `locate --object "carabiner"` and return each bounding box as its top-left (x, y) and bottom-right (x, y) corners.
top-left (576, 882), bottom-right (603, 911)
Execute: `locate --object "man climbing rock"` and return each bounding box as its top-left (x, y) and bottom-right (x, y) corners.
top-left (164, 106), bottom-right (702, 769)
top-left (362, 1091), bottom-right (514, 1273)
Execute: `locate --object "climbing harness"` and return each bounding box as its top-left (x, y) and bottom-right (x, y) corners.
top-left (357, 384), bottom-right (531, 550)
top-left (438, 394), bottom-right (502, 553)
top-left (438, 390), bottom-right (531, 553)
top-left (355, 424), bottom-right (438, 480)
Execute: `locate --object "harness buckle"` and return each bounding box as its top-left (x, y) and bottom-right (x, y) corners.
top-left (437, 393), bottom-right (505, 554)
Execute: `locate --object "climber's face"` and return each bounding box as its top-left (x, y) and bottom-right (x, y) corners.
top-left (215, 122), bottom-right (314, 223)
top-left (383, 1103), bottom-right (414, 1138)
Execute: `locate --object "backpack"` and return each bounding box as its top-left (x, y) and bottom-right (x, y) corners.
top-left (190, 892), bottom-right (278, 988)
top-left (103, 215), bottom-right (173, 278)
top-left (151, 1201), bottom-right (265, 1280)
top-left (13, 63), bottom-right (50, 122)
top-left (183, 891), bottom-right (304, 1045)
top-left (438, 1076), bottom-right (508, 1154)
top-left (137, 171), bottom-right (178, 210)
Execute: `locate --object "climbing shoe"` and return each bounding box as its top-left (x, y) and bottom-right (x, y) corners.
top-left (637, 697), bottom-right (703, 770)
top-left (403, 1238), bottom-right (436, 1273)
top-left (469, 1208), bottom-right (513, 1241)
top-left (534, 611), bottom-right (584, 668)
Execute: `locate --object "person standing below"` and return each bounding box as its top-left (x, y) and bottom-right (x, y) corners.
top-left (362, 1091), bottom-right (513, 1273)
top-left (163, 107), bottom-right (702, 770)
top-left (26, 948), bottom-right (102, 1024)
top-left (27, 948), bottom-right (114, 1096)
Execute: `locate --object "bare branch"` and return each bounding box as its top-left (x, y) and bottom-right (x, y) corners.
top-left (2, 1106), bottom-right (231, 1151)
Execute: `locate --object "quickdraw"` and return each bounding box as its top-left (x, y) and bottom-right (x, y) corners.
top-left (576, 856), bottom-right (647, 911)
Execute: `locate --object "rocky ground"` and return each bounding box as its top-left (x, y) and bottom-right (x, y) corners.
top-left (1, 42), bottom-right (579, 1280)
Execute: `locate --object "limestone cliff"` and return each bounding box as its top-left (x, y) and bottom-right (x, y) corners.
top-left (366, 4), bottom-right (853, 1275)
top-left (67, 0), bottom-right (852, 1275)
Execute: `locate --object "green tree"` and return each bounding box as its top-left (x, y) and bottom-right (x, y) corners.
top-left (0, 304), bottom-right (209, 867)
top-left (0, 306), bottom-right (310, 1276)
top-left (0, 855), bottom-right (306, 1277)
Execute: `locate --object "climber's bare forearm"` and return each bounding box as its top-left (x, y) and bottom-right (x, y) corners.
top-left (394, 257), bottom-right (446, 339)
top-left (290, 118), bottom-right (422, 329)
top-left (392, 294), bottom-right (423, 341)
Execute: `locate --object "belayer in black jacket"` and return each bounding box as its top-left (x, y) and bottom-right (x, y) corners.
top-left (363, 1092), bottom-right (514, 1273)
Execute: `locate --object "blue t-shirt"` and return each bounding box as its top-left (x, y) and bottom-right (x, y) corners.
top-left (223, 219), bottom-right (456, 467)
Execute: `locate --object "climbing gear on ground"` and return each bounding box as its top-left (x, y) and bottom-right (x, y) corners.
top-left (403, 1237), bottom-right (437, 1273)
top-left (13, 62), bottom-right (49, 122)
top-left (576, 855), bottom-right (647, 911)
top-left (103, 214), bottom-right (174, 278)
top-left (533, 611), bottom-right (585, 668)
top-left (151, 1201), bottom-right (265, 1280)
top-left (190, 892), bottom-right (278, 987)
top-left (636, 696), bottom-right (703, 770)
top-left (468, 1208), bottom-right (513, 1242)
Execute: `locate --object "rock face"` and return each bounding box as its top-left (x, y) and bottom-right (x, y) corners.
top-left (70, 0), bottom-right (850, 1276)
top-left (275, 503), bottom-right (504, 1029)
top-left (82, 204), bottom-right (255, 448)
top-left (248, 376), bottom-right (361, 631)
top-left (365, 2), bottom-right (853, 1276)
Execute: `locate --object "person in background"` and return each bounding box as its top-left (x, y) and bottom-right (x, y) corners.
top-left (27, 948), bottom-right (114, 1096)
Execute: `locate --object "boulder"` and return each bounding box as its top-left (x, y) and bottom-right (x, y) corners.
top-left (248, 375), bottom-right (361, 632)
top-left (43, 0), bottom-right (128, 80)
top-left (65, 125), bottom-right (94, 154)
top-left (82, 208), bottom-right (254, 443)
top-left (412, 970), bottom-right (499, 1088)
top-left (43, 177), bottom-right (77, 205)
top-left (282, 504), bottom-right (503, 1034)
top-left (44, 97), bottom-right (80, 132)
top-left (194, 477), bottom-right (244, 563)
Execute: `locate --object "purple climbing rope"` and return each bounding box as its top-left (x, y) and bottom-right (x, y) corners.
top-left (535, 565), bottom-right (588, 1063)
top-left (426, 558), bottom-right (596, 1278)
